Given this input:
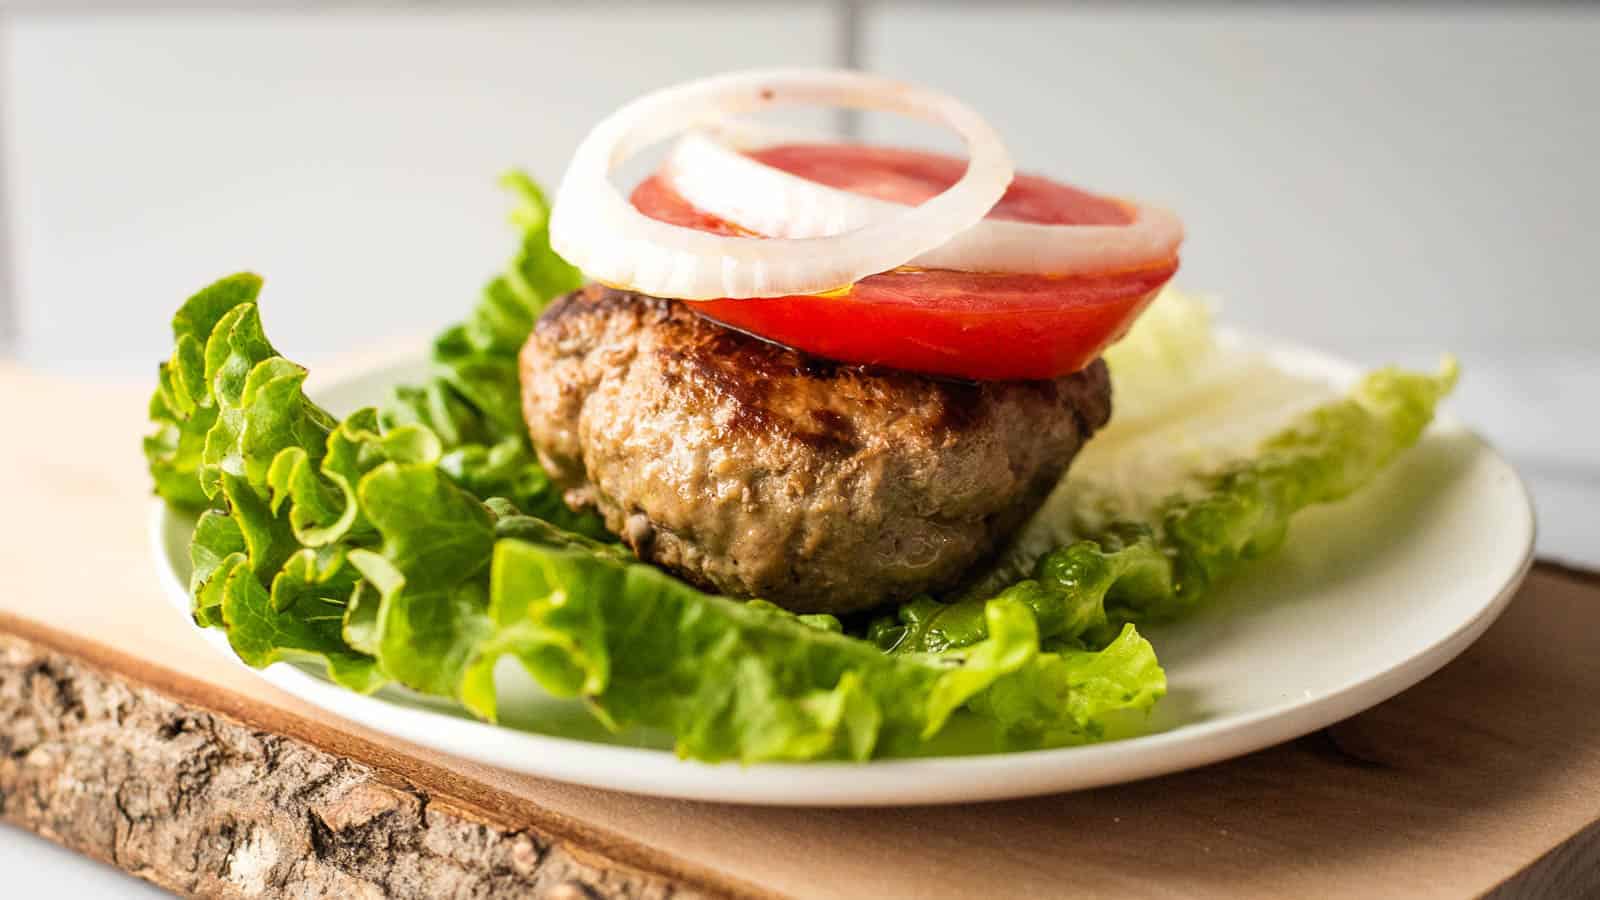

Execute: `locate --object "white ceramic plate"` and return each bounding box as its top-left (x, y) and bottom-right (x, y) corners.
top-left (152, 342), bottom-right (1534, 806)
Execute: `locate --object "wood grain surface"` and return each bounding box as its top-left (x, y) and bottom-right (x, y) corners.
top-left (2, 364), bottom-right (1596, 899)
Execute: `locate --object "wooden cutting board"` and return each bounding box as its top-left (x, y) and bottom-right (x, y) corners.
top-left (2, 362), bottom-right (1596, 899)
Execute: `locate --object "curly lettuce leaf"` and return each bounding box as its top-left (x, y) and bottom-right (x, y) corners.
top-left (468, 540), bottom-right (1164, 761)
top-left (218, 548), bottom-right (385, 694)
top-left (346, 463), bottom-right (496, 700)
top-left (146, 273), bottom-right (266, 508)
top-left (879, 294), bottom-right (1459, 655)
top-left (143, 172), bottom-right (589, 699)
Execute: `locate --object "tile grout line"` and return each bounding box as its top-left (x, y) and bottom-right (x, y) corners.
top-left (834, 0), bottom-right (863, 138)
top-left (0, 12), bottom-right (15, 360)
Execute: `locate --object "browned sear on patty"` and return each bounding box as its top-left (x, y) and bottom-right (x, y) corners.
top-left (519, 284), bottom-right (1112, 615)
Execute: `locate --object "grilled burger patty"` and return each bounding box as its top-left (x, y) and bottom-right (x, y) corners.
top-left (519, 284), bottom-right (1112, 615)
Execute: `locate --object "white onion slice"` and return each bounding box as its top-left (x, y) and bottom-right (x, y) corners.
top-left (664, 128), bottom-right (1185, 276)
top-left (548, 69), bottom-right (1014, 300)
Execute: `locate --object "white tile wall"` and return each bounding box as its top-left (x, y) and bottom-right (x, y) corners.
top-left (0, 7), bottom-right (837, 374)
top-left (860, 6), bottom-right (1600, 359)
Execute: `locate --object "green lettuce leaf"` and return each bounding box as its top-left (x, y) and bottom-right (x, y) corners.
top-left (219, 549), bottom-right (385, 694)
top-left (468, 539), bottom-right (1165, 761)
top-left (346, 463), bottom-right (496, 701)
top-left (876, 297), bottom-right (1459, 656)
top-left (146, 273), bottom-right (266, 509)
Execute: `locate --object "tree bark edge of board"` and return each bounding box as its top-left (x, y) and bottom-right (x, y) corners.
top-left (0, 631), bottom-right (724, 899)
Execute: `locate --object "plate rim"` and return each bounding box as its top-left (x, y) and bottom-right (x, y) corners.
top-left (149, 339), bottom-right (1537, 806)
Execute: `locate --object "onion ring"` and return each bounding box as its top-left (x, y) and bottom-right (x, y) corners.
top-left (664, 127), bottom-right (1183, 276)
top-left (548, 69), bottom-right (1014, 300)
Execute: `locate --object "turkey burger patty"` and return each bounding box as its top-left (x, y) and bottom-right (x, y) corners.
top-left (519, 284), bottom-right (1112, 615)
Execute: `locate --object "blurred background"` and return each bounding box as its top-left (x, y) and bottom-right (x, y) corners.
top-left (1, 2), bottom-right (1595, 564)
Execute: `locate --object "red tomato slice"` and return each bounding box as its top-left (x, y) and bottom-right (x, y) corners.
top-left (748, 143), bottom-right (1134, 226)
top-left (629, 144), bottom-right (1178, 381)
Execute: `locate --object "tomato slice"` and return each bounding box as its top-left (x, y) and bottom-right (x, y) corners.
top-left (748, 143), bottom-right (1134, 226)
top-left (629, 144), bottom-right (1178, 381)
